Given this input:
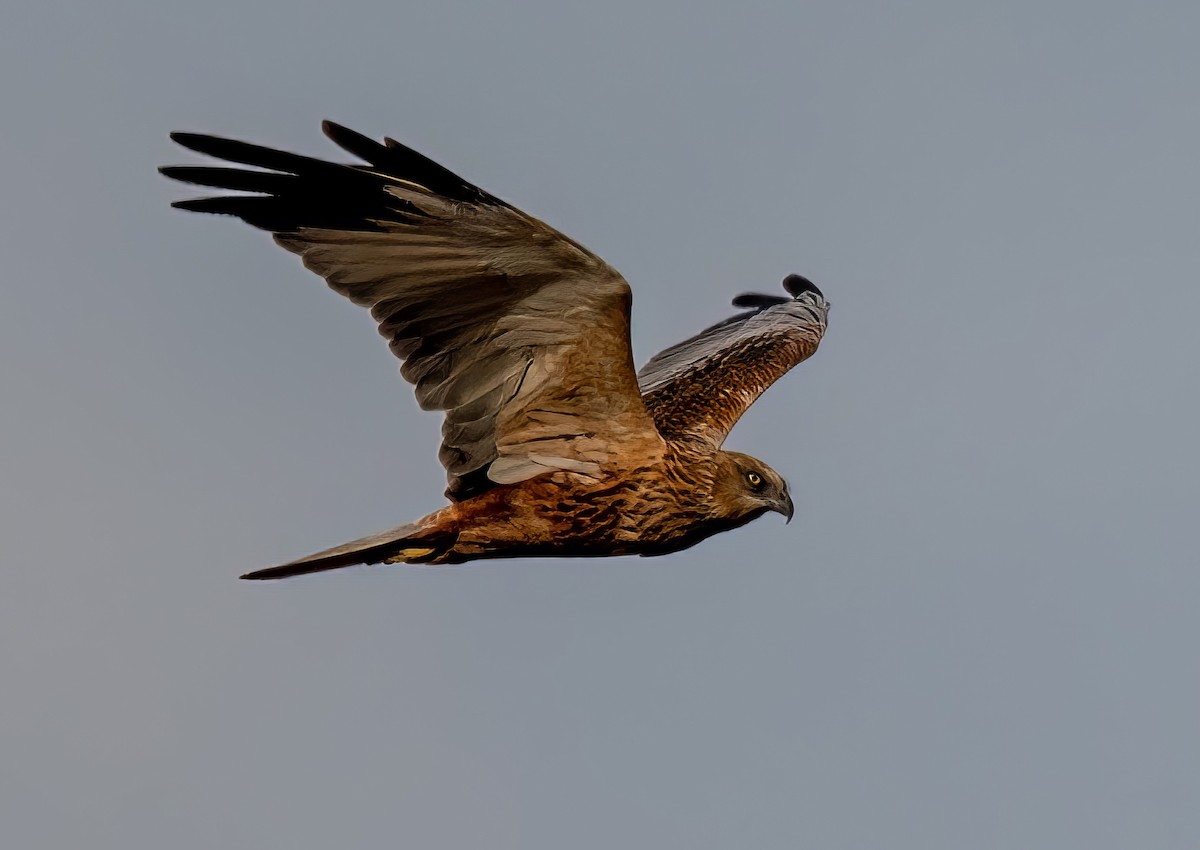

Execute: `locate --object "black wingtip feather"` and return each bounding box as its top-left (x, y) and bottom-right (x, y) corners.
top-left (322, 120), bottom-right (388, 163)
top-left (163, 122), bottom-right (509, 231)
top-left (170, 196), bottom-right (268, 217)
top-left (732, 293), bottom-right (790, 309)
top-left (168, 131), bottom-right (338, 175)
top-left (344, 129), bottom-right (505, 208)
top-left (160, 165), bottom-right (296, 194)
top-left (783, 274), bottom-right (822, 299)
top-left (170, 197), bottom-right (225, 213)
top-left (730, 275), bottom-right (822, 310)
top-left (168, 131), bottom-right (209, 151)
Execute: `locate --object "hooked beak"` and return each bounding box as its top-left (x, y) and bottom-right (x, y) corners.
top-left (773, 491), bottom-right (795, 524)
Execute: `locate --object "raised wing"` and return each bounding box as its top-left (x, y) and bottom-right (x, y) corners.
top-left (637, 275), bottom-right (829, 449)
top-left (162, 122), bottom-right (661, 500)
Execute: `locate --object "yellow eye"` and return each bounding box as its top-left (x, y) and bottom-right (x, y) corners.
top-left (746, 471), bottom-right (763, 488)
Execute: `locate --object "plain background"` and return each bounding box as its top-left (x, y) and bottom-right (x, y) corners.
top-left (3, 1), bottom-right (1198, 847)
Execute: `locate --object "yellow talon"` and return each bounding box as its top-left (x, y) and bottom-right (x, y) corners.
top-left (392, 547), bottom-right (436, 561)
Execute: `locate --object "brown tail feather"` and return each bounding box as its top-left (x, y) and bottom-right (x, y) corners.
top-left (240, 521), bottom-right (438, 580)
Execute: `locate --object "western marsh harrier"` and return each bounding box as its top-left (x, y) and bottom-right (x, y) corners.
top-left (161, 123), bottom-right (830, 579)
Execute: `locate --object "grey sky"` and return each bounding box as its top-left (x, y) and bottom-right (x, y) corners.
top-left (3, 1), bottom-right (1199, 847)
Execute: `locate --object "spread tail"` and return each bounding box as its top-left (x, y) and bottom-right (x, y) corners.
top-left (240, 521), bottom-right (447, 580)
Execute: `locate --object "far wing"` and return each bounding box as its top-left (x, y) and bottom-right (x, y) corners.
top-left (163, 122), bottom-right (662, 500)
top-left (637, 275), bottom-right (829, 449)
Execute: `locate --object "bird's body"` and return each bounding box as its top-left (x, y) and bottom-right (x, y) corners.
top-left (162, 122), bottom-right (829, 579)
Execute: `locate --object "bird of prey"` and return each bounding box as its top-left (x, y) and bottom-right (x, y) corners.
top-left (161, 122), bottom-right (830, 579)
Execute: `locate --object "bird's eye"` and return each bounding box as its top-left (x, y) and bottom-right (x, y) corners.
top-left (746, 471), bottom-right (763, 488)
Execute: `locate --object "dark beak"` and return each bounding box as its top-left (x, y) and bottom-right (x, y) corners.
top-left (774, 491), bottom-right (794, 524)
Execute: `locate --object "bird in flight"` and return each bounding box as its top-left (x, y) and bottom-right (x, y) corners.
top-left (161, 122), bottom-right (830, 579)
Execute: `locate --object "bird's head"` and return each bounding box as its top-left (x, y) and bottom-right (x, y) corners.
top-left (711, 450), bottom-right (794, 525)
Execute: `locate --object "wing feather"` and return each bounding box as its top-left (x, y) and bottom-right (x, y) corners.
top-left (163, 122), bottom-right (662, 499)
top-left (637, 275), bottom-right (829, 449)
